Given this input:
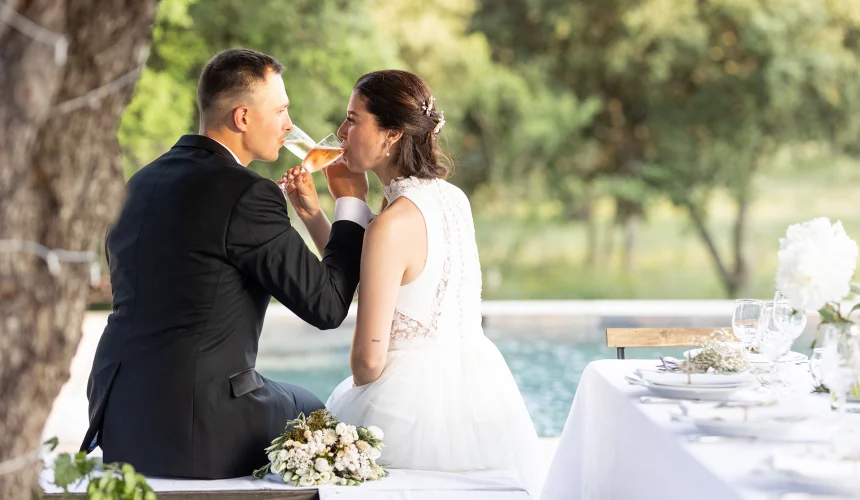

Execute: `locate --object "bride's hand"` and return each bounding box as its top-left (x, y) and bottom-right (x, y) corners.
top-left (279, 166), bottom-right (320, 221)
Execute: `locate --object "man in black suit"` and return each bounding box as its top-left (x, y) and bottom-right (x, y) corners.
top-left (80, 49), bottom-right (372, 479)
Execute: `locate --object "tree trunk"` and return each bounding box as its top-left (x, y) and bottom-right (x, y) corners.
top-left (729, 191), bottom-right (750, 297)
top-left (601, 223), bottom-right (615, 269)
top-left (683, 200), bottom-right (747, 298)
top-left (622, 213), bottom-right (640, 274)
top-left (0, 1), bottom-right (156, 497)
top-left (583, 184), bottom-right (598, 267)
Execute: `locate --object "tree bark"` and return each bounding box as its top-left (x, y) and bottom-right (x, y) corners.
top-left (683, 199), bottom-right (748, 298)
top-left (0, 1), bottom-right (156, 497)
top-left (622, 213), bottom-right (640, 274)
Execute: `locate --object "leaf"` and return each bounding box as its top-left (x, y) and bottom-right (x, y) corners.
top-left (123, 464), bottom-right (137, 494)
top-left (52, 454), bottom-right (86, 492)
top-left (819, 307), bottom-right (839, 324)
top-left (43, 437), bottom-right (59, 452)
top-left (99, 471), bottom-right (111, 489)
top-left (848, 302), bottom-right (860, 318)
top-left (252, 463), bottom-right (272, 479)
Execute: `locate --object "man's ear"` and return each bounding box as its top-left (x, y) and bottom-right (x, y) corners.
top-left (232, 107), bottom-right (250, 132)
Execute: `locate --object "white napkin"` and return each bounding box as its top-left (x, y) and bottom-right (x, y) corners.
top-left (678, 400), bottom-right (808, 424)
top-left (770, 452), bottom-right (860, 484)
top-left (635, 368), bottom-right (754, 387)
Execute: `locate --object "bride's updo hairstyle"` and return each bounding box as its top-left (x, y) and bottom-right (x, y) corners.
top-left (352, 70), bottom-right (452, 181)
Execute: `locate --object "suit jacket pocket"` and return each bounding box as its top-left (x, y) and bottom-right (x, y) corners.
top-left (229, 368), bottom-right (264, 398)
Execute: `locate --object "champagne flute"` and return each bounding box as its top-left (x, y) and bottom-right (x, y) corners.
top-left (283, 125), bottom-right (316, 159)
top-left (283, 126), bottom-right (344, 173)
top-left (300, 134), bottom-right (344, 173)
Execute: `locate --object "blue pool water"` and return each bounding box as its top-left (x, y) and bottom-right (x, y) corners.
top-left (258, 330), bottom-right (690, 437)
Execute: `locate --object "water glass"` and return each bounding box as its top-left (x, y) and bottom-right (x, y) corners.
top-left (732, 299), bottom-right (763, 345)
top-left (772, 295), bottom-right (807, 340)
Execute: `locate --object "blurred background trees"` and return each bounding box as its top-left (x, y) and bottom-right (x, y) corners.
top-left (119, 0), bottom-right (860, 300)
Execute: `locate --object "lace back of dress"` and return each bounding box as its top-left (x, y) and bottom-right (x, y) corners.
top-left (386, 178), bottom-right (483, 343)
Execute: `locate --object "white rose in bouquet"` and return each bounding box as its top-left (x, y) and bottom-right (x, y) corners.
top-left (366, 426), bottom-right (384, 440)
top-left (299, 476), bottom-right (316, 487)
top-left (776, 217), bottom-right (858, 312)
top-left (315, 458), bottom-right (333, 473)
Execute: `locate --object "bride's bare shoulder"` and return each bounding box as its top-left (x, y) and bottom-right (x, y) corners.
top-left (365, 197), bottom-right (424, 241)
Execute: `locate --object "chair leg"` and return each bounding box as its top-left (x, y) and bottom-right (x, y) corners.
top-left (617, 347), bottom-right (625, 360)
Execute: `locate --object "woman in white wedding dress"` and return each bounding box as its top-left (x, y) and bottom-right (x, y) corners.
top-left (286, 70), bottom-right (543, 496)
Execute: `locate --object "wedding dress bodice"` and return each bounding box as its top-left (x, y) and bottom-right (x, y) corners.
top-left (382, 176), bottom-right (483, 343)
top-left (328, 176), bottom-right (544, 496)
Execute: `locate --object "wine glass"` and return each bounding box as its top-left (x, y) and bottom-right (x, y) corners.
top-left (300, 134), bottom-right (344, 173)
top-left (772, 291), bottom-right (807, 340)
top-left (283, 127), bottom-right (345, 172)
top-left (732, 299), bottom-right (764, 346)
top-left (756, 301), bottom-right (794, 389)
top-left (283, 125), bottom-right (316, 159)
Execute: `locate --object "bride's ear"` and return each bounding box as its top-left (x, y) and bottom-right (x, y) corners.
top-left (386, 129), bottom-right (403, 147)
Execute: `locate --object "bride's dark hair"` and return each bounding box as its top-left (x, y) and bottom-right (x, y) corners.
top-left (352, 70), bottom-right (452, 181)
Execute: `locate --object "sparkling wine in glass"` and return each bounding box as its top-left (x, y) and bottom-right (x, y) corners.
top-left (283, 125), bottom-right (315, 159)
top-left (301, 134), bottom-right (344, 173)
top-left (732, 299), bottom-right (763, 345)
top-left (283, 126), bottom-right (344, 173)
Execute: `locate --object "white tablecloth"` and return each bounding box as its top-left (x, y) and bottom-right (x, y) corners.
top-left (541, 359), bottom-right (858, 500)
top-left (41, 467), bottom-right (528, 500)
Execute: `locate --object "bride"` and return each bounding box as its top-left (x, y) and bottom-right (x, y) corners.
top-left (283, 70), bottom-right (543, 496)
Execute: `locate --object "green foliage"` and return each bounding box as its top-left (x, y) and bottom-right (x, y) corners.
top-left (50, 449), bottom-right (155, 500)
top-left (110, 0), bottom-right (860, 299)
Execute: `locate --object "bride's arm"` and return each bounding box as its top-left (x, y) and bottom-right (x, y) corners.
top-left (350, 210), bottom-right (408, 386)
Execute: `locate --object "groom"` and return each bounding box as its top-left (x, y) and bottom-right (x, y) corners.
top-left (79, 49), bottom-right (371, 479)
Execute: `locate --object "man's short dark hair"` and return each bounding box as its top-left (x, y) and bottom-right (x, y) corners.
top-left (197, 48), bottom-right (284, 125)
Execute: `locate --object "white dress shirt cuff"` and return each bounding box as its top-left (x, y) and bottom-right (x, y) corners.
top-left (334, 197), bottom-right (373, 229)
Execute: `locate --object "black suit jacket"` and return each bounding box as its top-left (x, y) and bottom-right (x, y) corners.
top-left (81, 135), bottom-right (364, 478)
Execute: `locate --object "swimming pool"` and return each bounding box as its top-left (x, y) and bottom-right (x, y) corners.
top-left (255, 316), bottom-right (702, 437)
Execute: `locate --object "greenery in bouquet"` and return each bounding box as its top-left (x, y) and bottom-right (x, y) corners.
top-left (775, 217), bottom-right (860, 345)
top-left (681, 329), bottom-right (750, 373)
top-left (252, 409), bottom-right (389, 486)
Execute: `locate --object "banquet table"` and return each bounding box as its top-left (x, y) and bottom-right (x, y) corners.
top-left (540, 359), bottom-right (860, 500)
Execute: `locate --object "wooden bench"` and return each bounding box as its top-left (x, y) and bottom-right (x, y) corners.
top-left (606, 327), bottom-right (734, 359)
top-left (44, 492), bottom-right (317, 499)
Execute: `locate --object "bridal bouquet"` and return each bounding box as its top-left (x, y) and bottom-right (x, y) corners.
top-left (252, 409), bottom-right (389, 486)
top-left (775, 217), bottom-right (860, 332)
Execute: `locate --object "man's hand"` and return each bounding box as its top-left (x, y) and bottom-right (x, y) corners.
top-left (279, 166), bottom-right (320, 221)
top-left (324, 159), bottom-right (368, 201)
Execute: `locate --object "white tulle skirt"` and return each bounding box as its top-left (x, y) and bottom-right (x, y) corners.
top-left (326, 335), bottom-right (544, 497)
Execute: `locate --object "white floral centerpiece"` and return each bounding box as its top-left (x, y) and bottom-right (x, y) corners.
top-left (252, 409), bottom-right (389, 486)
top-left (775, 217), bottom-right (860, 341)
